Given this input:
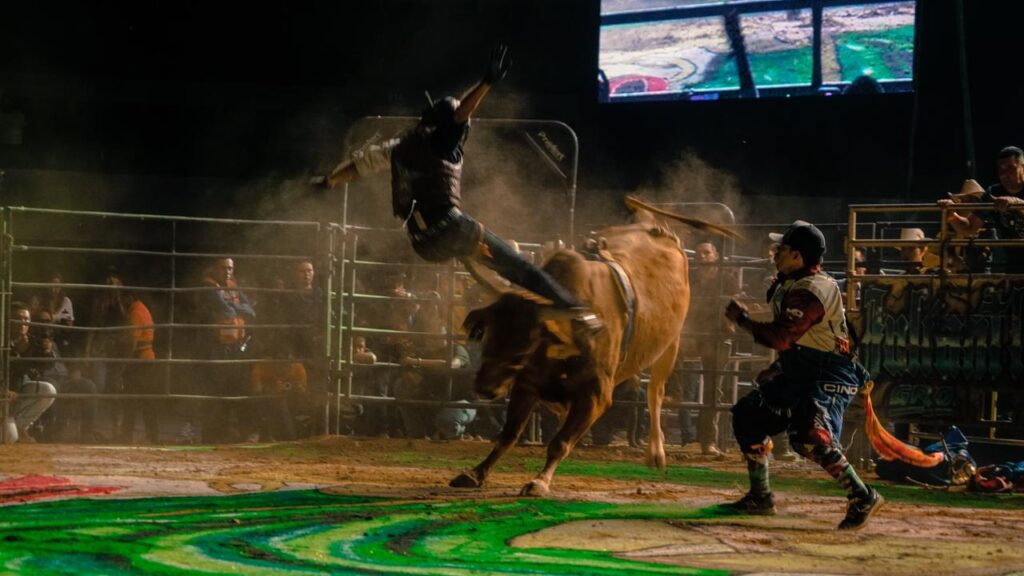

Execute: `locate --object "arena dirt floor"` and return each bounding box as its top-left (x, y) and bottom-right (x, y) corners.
top-left (1, 436), bottom-right (1023, 575)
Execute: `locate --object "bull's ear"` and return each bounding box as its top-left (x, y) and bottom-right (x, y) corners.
top-left (463, 307), bottom-right (491, 341)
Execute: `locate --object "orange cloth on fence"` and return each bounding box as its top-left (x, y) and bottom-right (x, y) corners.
top-left (250, 362), bottom-right (308, 395)
top-left (862, 381), bottom-right (945, 468)
top-left (128, 299), bottom-right (156, 360)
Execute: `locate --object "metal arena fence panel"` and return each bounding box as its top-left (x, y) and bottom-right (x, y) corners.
top-left (1, 206), bottom-right (329, 444)
top-left (845, 203), bottom-right (1024, 451)
top-left (0, 210), bottom-right (855, 447)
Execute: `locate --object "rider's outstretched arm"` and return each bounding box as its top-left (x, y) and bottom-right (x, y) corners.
top-left (314, 137), bottom-right (400, 189)
top-left (454, 44), bottom-right (511, 124)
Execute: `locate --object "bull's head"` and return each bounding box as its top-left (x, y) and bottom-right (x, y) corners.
top-left (463, 294), bottom-right (549, 400)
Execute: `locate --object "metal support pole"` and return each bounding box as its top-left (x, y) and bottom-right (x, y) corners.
top-left (0, 209), bottom-right (10, 443)
top-left (166, 221), bottom-right (177, 396)
top-left (847, 206), bottom-right (858, 311)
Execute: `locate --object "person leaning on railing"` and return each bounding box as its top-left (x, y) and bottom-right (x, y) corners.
top-left (939, 146), bottom-right (1024, 273)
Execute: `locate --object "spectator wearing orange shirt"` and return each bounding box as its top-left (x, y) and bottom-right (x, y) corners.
top-left (118, 284), bottom-right (160, 444)
top-left (196, 257), bottom-right (255, 443)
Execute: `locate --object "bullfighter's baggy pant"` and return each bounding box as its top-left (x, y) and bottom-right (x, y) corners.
top-left (732, 345), bottom-right (868, 455)
top-left (408, 207), bottom-right (583, 310)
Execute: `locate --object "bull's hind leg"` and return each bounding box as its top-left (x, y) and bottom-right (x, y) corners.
top-left (645, 340), bottom-right (679, 470)
top-left (450, 387), bottom-right (537, 489)
top-left (521, 380), bottom-right (612, 497)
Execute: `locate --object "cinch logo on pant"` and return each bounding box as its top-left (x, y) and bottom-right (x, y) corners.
top-left (821, 382), bottom-right (858, 396)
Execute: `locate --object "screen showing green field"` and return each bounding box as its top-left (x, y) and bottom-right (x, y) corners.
top-left (599, 1), bottom-right (916, 101)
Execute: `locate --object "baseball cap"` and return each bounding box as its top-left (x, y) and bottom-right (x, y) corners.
top-left (769, 220), bottom-right (826, 265)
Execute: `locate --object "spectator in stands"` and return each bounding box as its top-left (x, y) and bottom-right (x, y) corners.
top-left (196, 257), bottom-right (256, 443)
top-left (837, 246), bottom-right (868, 308)
top-left (843, 74), bottom-right (884, 96)
top-left (838, 245), bottom-right (868, 277)
top-left (941, 147), bottom-right (1024, 271)
top-left (939, 179), bottom-right (992, 273)
top-left (117, 283), bottom-right (160, 444)
top-left (361, 271), bottom-right (414, 437)
top-left (281, 259), bottom-right (320, 359)
top-left (45, 271), bottom-right (76, 354)
top-left (352, 336), bottom-right (377, 365)
top-left (255, 258), bottom-right (324, 439)
top-left (678, 240), bottom-right (738, 456)
top-left (897, 228), bottom-right (941, 274)
top-left (249, 356), bottom-right (307, 442)
top-left (84, 268), bottom-right (129, 438)
top-left (285, 259), bottom-right (324, 398)
top-left (979, 147), bottom-right (1024, 271)
top-left (29, 308), bottom-right (100, 443)
top-left (4, 302), bottom-right (57, 443)
top-left (395, 292), bottom-right (473, 439)
top-left (590, 377), bottom-right (646, 447)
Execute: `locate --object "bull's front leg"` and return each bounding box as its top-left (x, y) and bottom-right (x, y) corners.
top-left (450, 386), bottom-right (537, 489)
top-left (521, 380), bottom-right (612, 497)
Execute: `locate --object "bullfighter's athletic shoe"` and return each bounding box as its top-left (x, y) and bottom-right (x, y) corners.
top-left (720, 491), bottom-right (777, 516)
top-left (838, 487), bottom-right (884, 530)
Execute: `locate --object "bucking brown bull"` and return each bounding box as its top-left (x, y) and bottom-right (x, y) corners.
top-left (450, 196), bottom-right (740, 495)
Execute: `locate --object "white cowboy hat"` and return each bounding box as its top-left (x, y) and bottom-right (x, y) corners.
top-left (899, 227), bottom-right (928, 241)
top-left (947, 179), bottom-right (985, 203)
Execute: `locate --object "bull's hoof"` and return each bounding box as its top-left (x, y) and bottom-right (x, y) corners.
top-left (645, 450), bottom-right (667, 471)
top-left (519, 480), bottom-right (550, 497)
top-left (449, 470), bottom-right (483, 489)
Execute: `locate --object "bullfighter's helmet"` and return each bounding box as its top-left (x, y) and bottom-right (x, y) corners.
top-left (769, 220), bottom-right (826, 266)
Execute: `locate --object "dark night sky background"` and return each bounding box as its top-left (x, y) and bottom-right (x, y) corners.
top-left (0, 1), bottom-right (1021, 223)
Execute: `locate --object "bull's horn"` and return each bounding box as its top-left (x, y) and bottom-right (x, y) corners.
top-left (461, 258), bottom-right (554, 306)
top-left (624, 195), bottom-right (744, 240)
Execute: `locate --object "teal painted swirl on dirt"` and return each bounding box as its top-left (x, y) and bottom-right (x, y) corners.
top-left (0, 491), bottom-right (729, 575)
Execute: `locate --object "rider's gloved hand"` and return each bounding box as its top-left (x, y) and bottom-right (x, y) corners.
top-left (484, 44), bottom-right (512, 84)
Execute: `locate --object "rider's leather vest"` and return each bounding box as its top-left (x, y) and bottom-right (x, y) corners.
top-left (390, 134), bottom-right (463, 222)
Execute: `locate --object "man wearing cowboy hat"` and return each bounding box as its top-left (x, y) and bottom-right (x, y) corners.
top-left (896, 227), bottom-right (941, 274)
top-left (940, 147), bottom-right (1024, 272)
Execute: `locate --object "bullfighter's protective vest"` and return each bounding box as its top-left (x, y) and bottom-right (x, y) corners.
top-left (769, 271), bottom-right (850, 355)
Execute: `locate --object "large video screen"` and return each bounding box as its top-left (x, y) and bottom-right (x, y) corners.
top-left (598, 0), bottom-right (916, 102)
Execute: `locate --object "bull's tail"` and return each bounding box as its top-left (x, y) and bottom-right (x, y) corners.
top-left (861, 380), bottom-right (946, 468)
top-left (625, 195), bottom-right (744, 240)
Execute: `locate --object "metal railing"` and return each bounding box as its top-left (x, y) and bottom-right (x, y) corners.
top-left (2, 206), bottom-right (328, 443)
top-left (845, 202), bottom-right (1024, 451)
